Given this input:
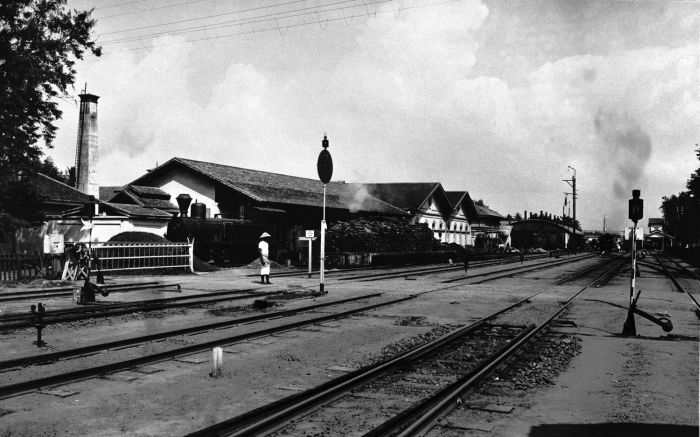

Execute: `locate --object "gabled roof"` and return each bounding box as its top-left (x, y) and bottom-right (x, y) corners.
top-left (105, 203), bottom-right (174, 219)
top-left (129, 157), bottom-right (407, 216)
top-left (444, 191), bottom-right (479, 219)
top-left (356, 182), bottom-right (453, 217)
top-left (99, 186), bottom-right (122, 201)
top-left (31, 174), bottom-right (172, 220)
top-left (105, 185), bottom-right (178, 213)
top-left (33, 173), bottom-right (94, 206)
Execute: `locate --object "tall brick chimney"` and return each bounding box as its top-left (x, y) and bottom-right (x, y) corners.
top-left (75, 92), bottom-right (99, 197)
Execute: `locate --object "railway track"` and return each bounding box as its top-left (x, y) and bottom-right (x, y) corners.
top-left (0, 281), bottom-right (178, 303)
top-left (0, 254), bottom-right (595, 329)
top-left (247, 254), bottom-right (551, 280)
top-left (651, 253), bottom-right (700, 315)
top-left (184, 257), bottom-right (625, 436)
top-left (0, 256), bottom-right (617, 402)
top-left (440, 253), bottom-right (596, 284)
top-left (0, 288), bottom-right (284, 329)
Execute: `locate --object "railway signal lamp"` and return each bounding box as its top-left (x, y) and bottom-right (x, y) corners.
top-left (317, 135), bottom-right (333, 294)
top-left (628, 189), bottom-right (643, 221)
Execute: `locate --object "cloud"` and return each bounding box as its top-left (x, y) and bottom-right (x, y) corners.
top-left (48, 0), bottom-right (698, 232)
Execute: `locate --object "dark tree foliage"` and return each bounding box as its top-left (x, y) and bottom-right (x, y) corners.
top-left (0, 1), bottom-right (99, 228)
top-left (660, 145), bottom-right (700, 246)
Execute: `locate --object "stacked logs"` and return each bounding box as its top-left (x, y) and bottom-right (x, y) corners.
top-left (326, 219), bottom-right (439, 253)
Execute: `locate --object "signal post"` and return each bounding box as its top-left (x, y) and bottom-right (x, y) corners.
top-left (622, 189), bottom-right (643, 336)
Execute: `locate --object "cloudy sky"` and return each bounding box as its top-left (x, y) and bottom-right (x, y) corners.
top-left (50, 0), bottom-right (699, 231)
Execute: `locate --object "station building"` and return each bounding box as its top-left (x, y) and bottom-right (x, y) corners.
top-left (124, 157), bottom-right (408, 256)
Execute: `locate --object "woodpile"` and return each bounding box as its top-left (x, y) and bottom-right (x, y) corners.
top-left (327, 218), bottom-right (439, 253)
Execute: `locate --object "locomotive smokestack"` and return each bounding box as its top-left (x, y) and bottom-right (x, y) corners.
top-left (75, 92), bottom-right (100, 197)
top-left (176, 194), bottom-right (192, 217)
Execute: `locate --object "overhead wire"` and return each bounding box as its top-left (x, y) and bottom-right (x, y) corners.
top-left (98, 0), bottom-right (310, 36)
top-left (97, 0), bottom-right (240, 20)
top-left (69, 0), bottom-right (147, 10)
top-left (99, 0), bottom-right (385, 45)
top-left (100, 0), bottom-right (463, 55)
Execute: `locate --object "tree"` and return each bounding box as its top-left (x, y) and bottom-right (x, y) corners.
top-left (514, 212), bottom-right (523, 221)
top-left (660, 145), bottom-right (700, 246)
top-left (0, 1), bottom-right (100, 228)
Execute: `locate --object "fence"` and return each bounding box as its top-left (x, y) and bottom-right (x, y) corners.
top-left (91, 241), bottom-right (193, 273)
top-left (0, 252), bottom-right (42, 282)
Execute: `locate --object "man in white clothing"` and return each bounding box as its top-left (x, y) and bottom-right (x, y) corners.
top-left (258, 232), bottom-right (271, 284)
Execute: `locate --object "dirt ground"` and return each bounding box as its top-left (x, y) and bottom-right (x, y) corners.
top-left (0, 256), bottom-right (697, 436)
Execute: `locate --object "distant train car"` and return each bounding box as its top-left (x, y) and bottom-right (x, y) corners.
top-left (598, 233), bottom-right (616, 253)
top-left (167, 216), bottom-right (272, 266)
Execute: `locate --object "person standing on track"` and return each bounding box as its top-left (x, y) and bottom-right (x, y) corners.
top-left (258, 232), bottom-right (272, 284)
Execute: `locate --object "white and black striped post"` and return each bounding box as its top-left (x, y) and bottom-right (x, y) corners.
top-left (317, 135), bottom-right (333, 294)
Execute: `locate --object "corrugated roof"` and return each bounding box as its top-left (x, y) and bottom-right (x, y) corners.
top-left (130, 158), bottom-right (407, 216)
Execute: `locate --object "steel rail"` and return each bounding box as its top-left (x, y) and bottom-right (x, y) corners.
top-left (553, 255), bottom-right (628, 286)
top-left (441, 254), bottom-right (596, 284)
top-left (0, 281), bottom-right (163, 296)
top-left (366, 258), bottom-right (626, 437)
top-left (0, 293), bottom-right (407, 400)
top-left (0, 293), bottom-right (382, 372)
top-left (658, 253), bottom-right (700, 280)
top-left (336, 254), bottom-right (563, 282)
top-left (183, 258), bottom-right (614, 437)
top-left (0, 282), bottom-right (179, 303)
top-left (184, 296), bottom-right (546, 436)
top-left (653, 254), bottom-right (700, 313)
top-left (358, 254), bottom-right (592, 283)
top-left (0, 289), bottom-right (278, 328)
top-left (249, 254), bottom-right (549, 279)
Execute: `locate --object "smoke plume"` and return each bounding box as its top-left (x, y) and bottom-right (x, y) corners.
top-left (594, 108), bottom-right (653, 200)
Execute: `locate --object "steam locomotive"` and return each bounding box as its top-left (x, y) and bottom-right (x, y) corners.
top-left (166, 195), bottom-right (272, 266)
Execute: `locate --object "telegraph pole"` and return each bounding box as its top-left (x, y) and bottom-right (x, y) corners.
top-left (563, 166), bottom-right (577, 248)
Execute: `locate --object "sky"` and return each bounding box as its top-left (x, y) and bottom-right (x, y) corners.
top-left (48, 0), bottom-right (699, 231)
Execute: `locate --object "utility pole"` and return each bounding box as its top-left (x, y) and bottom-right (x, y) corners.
top-left (563, 166), bottom-right (577, 248)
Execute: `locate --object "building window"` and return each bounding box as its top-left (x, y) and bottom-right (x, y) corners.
top-left (239, 205), bottom-right (245, 219)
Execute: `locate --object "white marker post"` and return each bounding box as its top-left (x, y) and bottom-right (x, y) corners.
top-left (211, 347), bottom-right (223, 378)
top-left (299, 230), bottom-right (317, 278)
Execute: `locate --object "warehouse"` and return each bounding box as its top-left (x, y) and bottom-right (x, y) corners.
top-left (125, 157), bottom-right (408, 260)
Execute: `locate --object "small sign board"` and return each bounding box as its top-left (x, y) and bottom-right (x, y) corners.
top-left (624, 227), bottom-right (644, 241)
top-left (305, 230), bottom-right (315, 238)
top-left (44, 233), bottom-right (65, 254)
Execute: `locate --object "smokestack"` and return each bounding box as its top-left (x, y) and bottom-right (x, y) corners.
top-left (176, 194), bottom-right (192, 217)
top-left (75, 92), bottom-right (100, 197)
